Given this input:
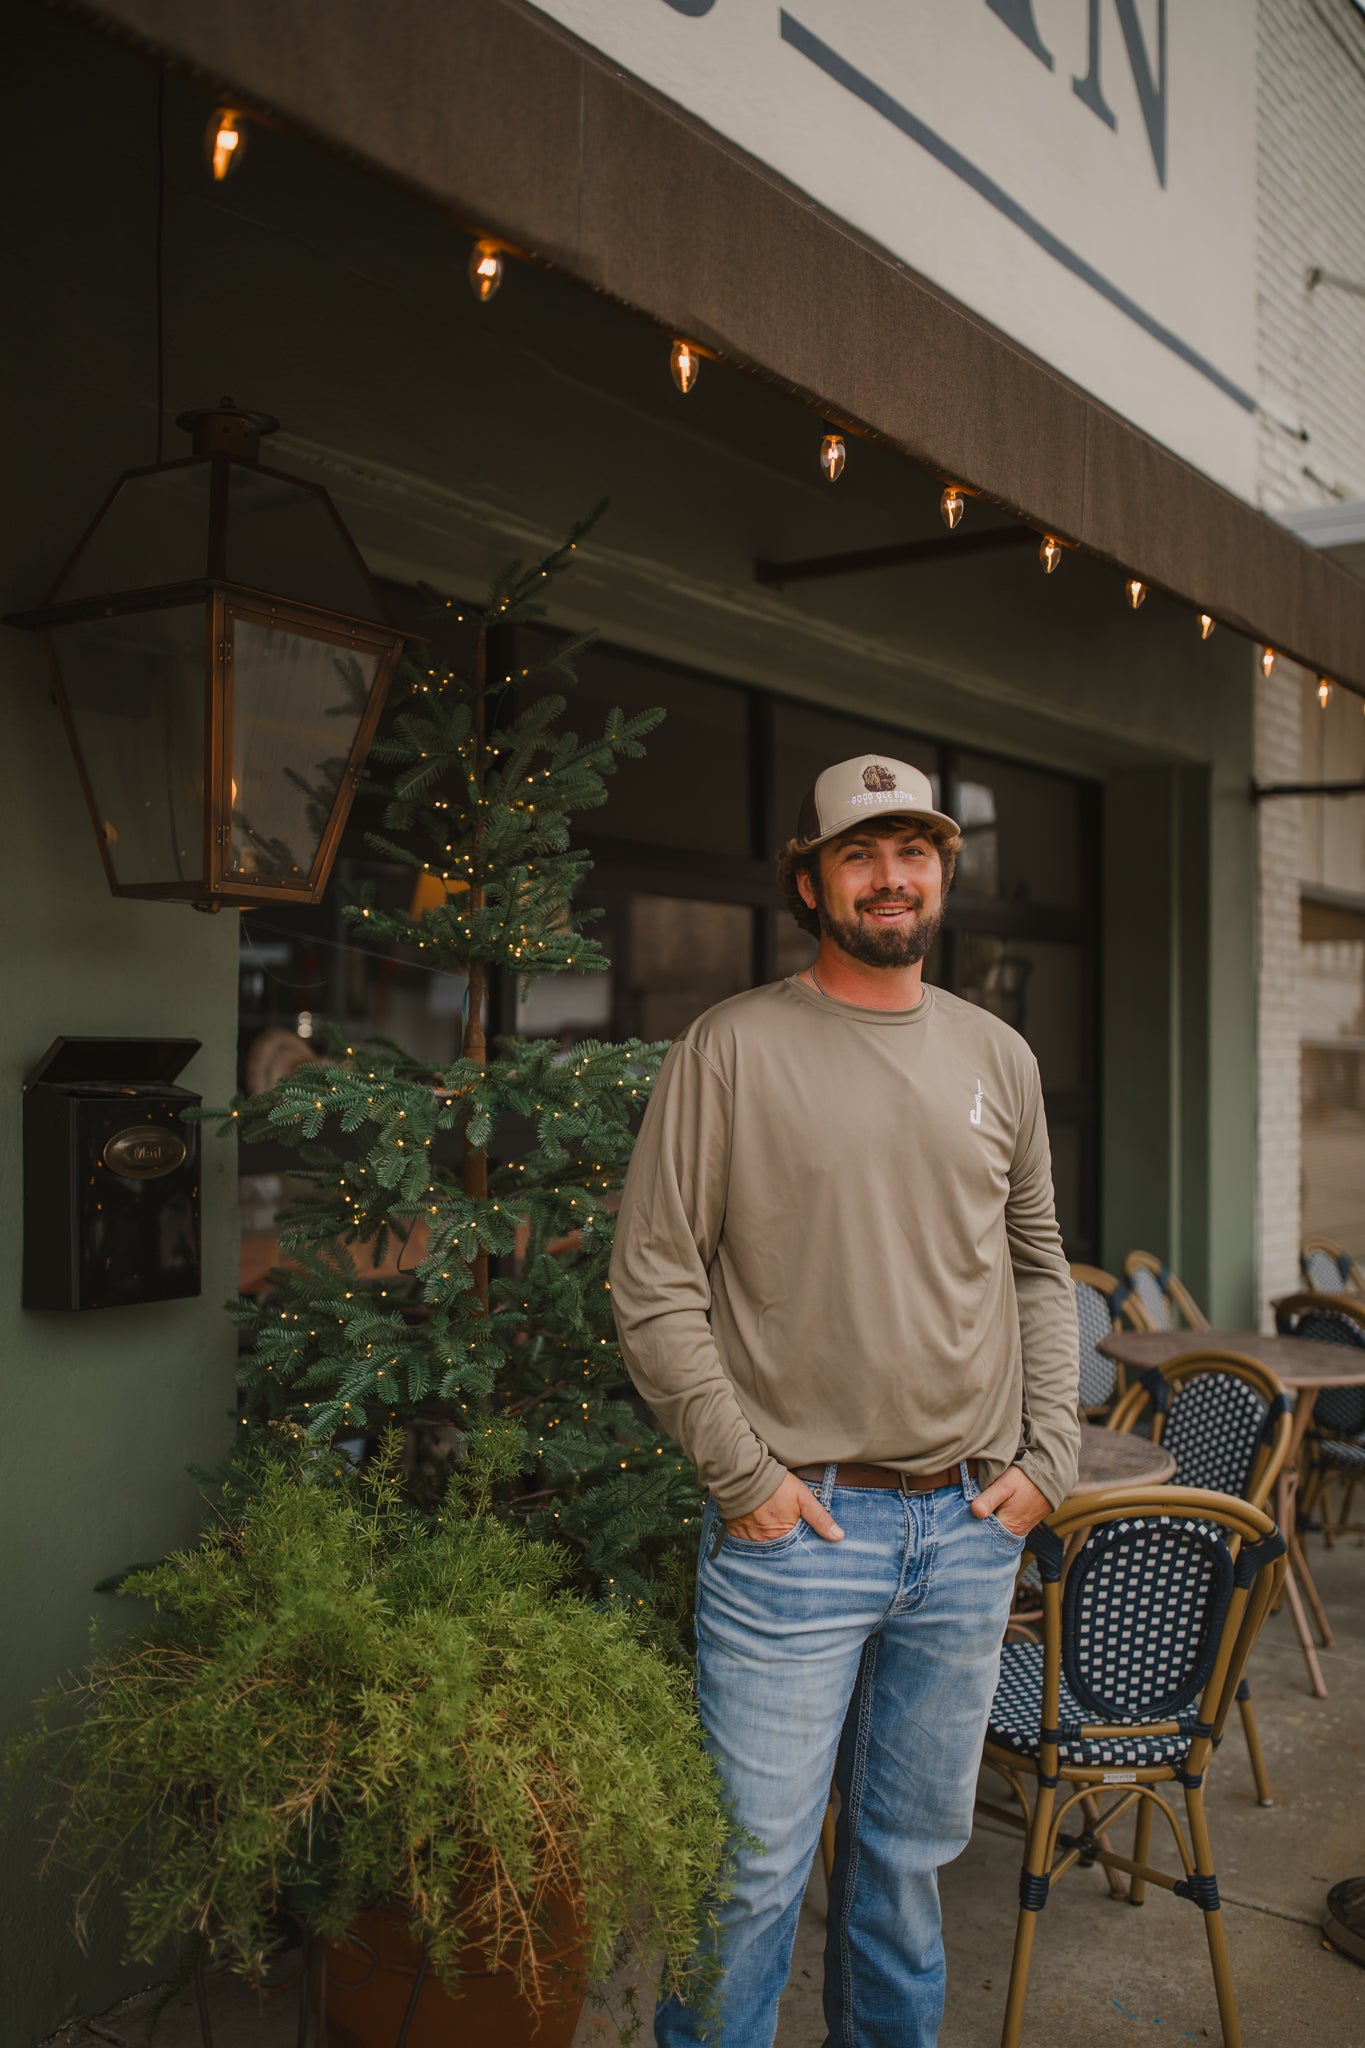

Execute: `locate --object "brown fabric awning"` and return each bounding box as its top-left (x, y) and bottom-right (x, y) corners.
top-left (63, 0), bottom-right (1365, 694)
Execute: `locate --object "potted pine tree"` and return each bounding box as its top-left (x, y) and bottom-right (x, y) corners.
top-left (12, 1439), bottom-right (729, 2044)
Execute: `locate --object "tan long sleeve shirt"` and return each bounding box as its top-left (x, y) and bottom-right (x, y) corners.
top-left (609, 977), bottom-right (1080, 1519)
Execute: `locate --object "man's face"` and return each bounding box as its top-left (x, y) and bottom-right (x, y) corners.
top-left (798, 824), bottom-right (945, 969)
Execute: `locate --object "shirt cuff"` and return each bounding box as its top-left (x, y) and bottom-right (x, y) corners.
top-left (708, 1457), bottom-right (789, 1522)
top-left (1017, 1446), bottom-right (1076, 1513)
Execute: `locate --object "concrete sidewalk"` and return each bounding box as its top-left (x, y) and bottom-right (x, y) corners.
top-left (48, 1537), bottom-right (1365, 2048)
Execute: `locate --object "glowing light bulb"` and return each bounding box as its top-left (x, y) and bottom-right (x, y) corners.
top-left (1126, 578), bottom-right (1147, 610)
top-left (819, 432), bottom-right (846, 482)
top-left (1198, 612), bottom-right (1215, 640)
top-left (1261, 647), bottom-right (1277, 678)
top-left (1039, 536), bottom-right (1062, 575)
top-left (207, 108), bottom-right (245, 183)
top-left (469, 241), bottom-right (504, 302)
top-left (670, 340), bottom-right (700, 394)
top-left (940, 485), bottom-right (965, 530)
top-left (1318, 677), bottom-right (1333, 709)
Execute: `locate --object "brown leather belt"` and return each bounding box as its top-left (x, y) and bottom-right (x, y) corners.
top-left (791, 1460), bottom-right (978, 1493)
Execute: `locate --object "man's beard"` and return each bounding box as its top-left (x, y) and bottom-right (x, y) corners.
top-left (814, 887), bottom-right (944, 969)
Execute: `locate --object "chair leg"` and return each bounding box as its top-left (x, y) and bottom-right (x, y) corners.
top-left (1127, 1795), bottom-right (1154, 1906)
top-left (1235, 1680), bottom-right (1274, 1807)
top-left (1080, 1791), bottom-right (1128, 1899)
top-left (1185, 1787), bottom-right (1241, 2048)
top-left (1000, 1783), bottom-right (1055, 2048)
top-left (1320, 1469), bottom-right (1339, 1548)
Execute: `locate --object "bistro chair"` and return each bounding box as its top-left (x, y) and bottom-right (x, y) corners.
top-left (1274, 1292), bottom-right (1365, 1547)
top-left (1106, 1350), bottom-right (1292, 1805)
top-left (1300, 1236), bottom-right (1365, 1298)
top-left (981, 1487), bottom-right (1285, 2048)
top-left (1122, 1249), bottom-right (1210, 1332)
top-left (1070, 1263), bottom-right (1153, 1416)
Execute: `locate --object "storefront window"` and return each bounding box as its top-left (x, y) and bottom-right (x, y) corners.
top-left (236, 609), bottom-right (1102, 1269)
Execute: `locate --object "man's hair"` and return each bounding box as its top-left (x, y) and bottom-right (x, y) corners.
top-left (774, 816), bottom-right (963, 939)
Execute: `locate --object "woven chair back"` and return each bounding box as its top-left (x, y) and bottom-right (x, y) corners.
top-left (1156, 1369), bottom-right (1281, 1501)
top-left (1129, 1265), bottom-right (1172, 1329)
top-left (1300, 1238), bottom-right (1365, 1297)
top-left (1275, 1296), bottom-right (1365, 1437)
top-left (1074, 1280), bottom-right (1119, 1409)
top-left (1122, 1250), bottom-right (1209, 1331)
top-left (1061, 1511), bottom-right (1233, 1724)
top-left (1303, 1247), bottom-right (1351, 1295)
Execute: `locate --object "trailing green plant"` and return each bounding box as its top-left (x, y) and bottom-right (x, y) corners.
top-left (206, 517), bottom-right (705, 1638)
top-left (9, 1440), bottom-right (730, 2007)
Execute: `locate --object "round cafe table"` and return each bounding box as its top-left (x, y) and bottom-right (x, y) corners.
top-left (1071, 1421), bottom-right (1176, 1496)
top-left (1099, 1327), bottom-right (1365, 1699)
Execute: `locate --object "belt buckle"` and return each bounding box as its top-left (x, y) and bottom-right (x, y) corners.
top-left (898, 1469), bottom-right (913, 1496)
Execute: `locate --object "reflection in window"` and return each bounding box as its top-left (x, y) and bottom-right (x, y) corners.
top-left (954, 753), bottom-right (1083, 907)
top-left (625, 896), bottom-right (753, 1040)
top-left (522, 634), bottom-right (750, 856)
top-left (955, 779), bottom-right (999, 897)
top-left (1301, 897), bottom-right (1365, 1253)
top-left (954, 935), bottom-right (1084, 1092)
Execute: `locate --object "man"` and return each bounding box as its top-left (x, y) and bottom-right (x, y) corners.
top-left (609, 753), bottom-right (1079, 2048)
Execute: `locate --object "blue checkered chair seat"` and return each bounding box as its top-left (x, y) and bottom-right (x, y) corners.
top-left (1319, 1436), bottom-right (1365, 1472)
top-left (989, 1642), bottom-right (1203, 1770)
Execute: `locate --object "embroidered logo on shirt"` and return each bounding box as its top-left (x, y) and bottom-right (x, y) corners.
top-left (862, 763), bottom-right (897, 792)
top-left (970, 1080), bottom-right (983, 1126)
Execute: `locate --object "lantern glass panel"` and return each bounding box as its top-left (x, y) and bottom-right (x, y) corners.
top-left (52, 468), bottom-right (213, 603)
top-left (229, 617), bottom-right (378, 884)
top-left (226, 469), bottom-right (383, 620)
top-left (50, 604), bottom-right (205, 887)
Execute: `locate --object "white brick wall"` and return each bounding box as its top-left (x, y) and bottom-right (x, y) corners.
top-left (1254, 0), bottom-right (1365, 1313)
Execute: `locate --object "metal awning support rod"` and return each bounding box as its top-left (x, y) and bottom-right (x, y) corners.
top-left (1251, 781), bottom-right (1365, 802)
top-left (755, 525), bottom-right (1035, 588)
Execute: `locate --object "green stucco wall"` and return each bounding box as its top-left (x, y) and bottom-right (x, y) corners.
top-left (1, 15), bottom-right (240, 2039)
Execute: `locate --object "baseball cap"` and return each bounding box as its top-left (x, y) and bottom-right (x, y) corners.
top-left (795, 755), bottom-right (960, 847)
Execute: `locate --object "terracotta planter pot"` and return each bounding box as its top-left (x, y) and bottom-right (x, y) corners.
top-left (316, 1900), bottom-right (587, 2048)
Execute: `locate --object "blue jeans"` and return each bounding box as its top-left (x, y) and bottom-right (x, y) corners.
top-left (658, 1464), bottom-right (1023, 2048)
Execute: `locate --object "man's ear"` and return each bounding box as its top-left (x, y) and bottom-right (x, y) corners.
top-left (796, 861), bottom-right (819, 912)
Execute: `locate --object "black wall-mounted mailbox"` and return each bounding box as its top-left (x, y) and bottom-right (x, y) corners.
top-left (23, 1038), bottom-right (203, 1311)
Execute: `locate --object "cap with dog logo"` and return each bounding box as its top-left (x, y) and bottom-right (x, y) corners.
top-left (795, 756), bottom-right (959, 847)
